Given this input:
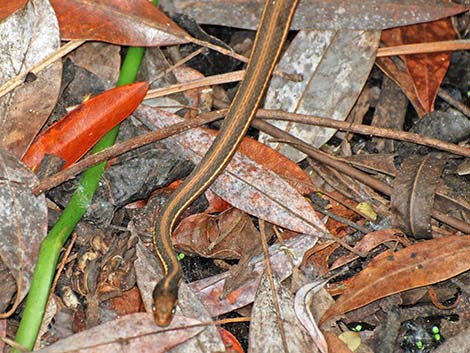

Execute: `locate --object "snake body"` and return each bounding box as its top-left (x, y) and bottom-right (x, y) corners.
top-left (152, 0), bottom-right (299, 326)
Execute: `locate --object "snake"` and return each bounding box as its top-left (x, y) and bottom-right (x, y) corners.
top-left (152, 0), bottom-right (299, 326)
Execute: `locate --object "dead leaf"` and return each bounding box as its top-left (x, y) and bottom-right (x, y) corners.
top-left (135, 105), bottom-right (326, 236)
top-left (0, 0), bottom-right (28, 21)
top-left (0, 150), bottom-right (47, 315)
top-left (0, 0), bottom-right (62, 158)
top-left (35, 313), bottom-right (204, 353)
top-left (391, 155), bottom-right (447, 239)
top-left (294, 280), bottom-right (329, 353)
top-left (259, 30), bottom-right (380, 162)
top-left (320, 235), bottom-right (470, 324)
top-left (52, 0), bottom-right (190, 46)
top-left (331, 229), bottom-right (410, 270)
top-left (173, 208), bottom-right (260, 260)
top-left (189, 233), bottom-right (317, 317)
top-left (380, 19), bottom-right (455, 114)
top-left (249, 272), bottom-right (319, 353)
top-left (161, 0), bottom-right (468, 31)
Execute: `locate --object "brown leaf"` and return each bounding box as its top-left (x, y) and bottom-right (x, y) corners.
top-left (161, 0), bottom-right (468, 31)
top-left (391, 155), bottom-right (447, 239)
top-left (330, 229), bottom-right (410, 270)
top-left (52, 0), bottom-right (190, 46)
top-left (173, 208), bottom-right (260, 260)
top-left (259, 30), bottom-right (380, 162)
top-left (135, 105), bottom-right (326, 236)
top-left (320, 235), bottom-right (470, 324)
top-left (0, 150), bottom-right (47, 314)
top-left (380, 19), bottom-right (455, 114)
top-left (0, 0), bottom-right (61, 158)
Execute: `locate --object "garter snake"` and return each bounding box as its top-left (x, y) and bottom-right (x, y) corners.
top-left (152, 0), bottom-right (299, 326)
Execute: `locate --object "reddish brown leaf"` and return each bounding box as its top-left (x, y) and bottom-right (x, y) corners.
top-left (207, 130), bottom-right (316, 195)
top-left (52, 0), bottom-right (190, 46)
top-left (136, 105), bottom-right (326, 237)
top-left (0, 0), bottom-right (28, 21)
top-left (379, 19), bottom-right (455, 115)
top-left (173, 208), bottom-right (260, 260)
top-left (331, 229), bottom-right (410, 270)
top-left (391, 155), bottom-right (447, 239)
top-left (320, 236), bottom-right (470, 324)
top-left (22, 82), bottom-right (149, 172)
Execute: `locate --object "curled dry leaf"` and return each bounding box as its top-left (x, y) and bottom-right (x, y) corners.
top-left (22, 82), bottom-right (149, 172)
top-left (52, 0), bottom-right (190, 46)
top-left (0, 0), bottom-right (61, 158)
top-left (320, 235), bottom-right (470, 324)
top-left (0, 150), bottom-right (47, 316)
top-left (249, 272), bottom-right (319, 353)
top-left (294, 280), bottom-right (329, 353)
top-left (330, 229), bottom-right (410, 270)
top-left (391, 155), bottom-right (447, 239)
top-left (189, 233), bottom-right (317, 317)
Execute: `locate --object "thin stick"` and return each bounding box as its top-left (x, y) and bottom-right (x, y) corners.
top-left (377, 39), bottom-right (470, 57)
top-left (0, 40), bottom-right (86, 98)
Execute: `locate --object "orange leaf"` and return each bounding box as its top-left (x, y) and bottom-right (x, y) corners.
top-left (320, 235), bottom-right (470, 324)
top-left (51, 0), bottom-right (189, 46)
top-left (0, 0), bottom-right (27, 21)
top-left (217, 327), bottom-right (244, 353)
top-left (22, 82), bottom-right (148, 172)
top-left (379, 19), bottom-right (455, 115)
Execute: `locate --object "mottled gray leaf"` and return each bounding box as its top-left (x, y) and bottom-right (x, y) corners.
top-left (162, 0), bottom-right (467, 31)
top-left (0, 0), bottom-right (61, 158)
top-left (0, 149), bottom-right (47, 313)
top-left (259, 30), bottom-right (380, 162)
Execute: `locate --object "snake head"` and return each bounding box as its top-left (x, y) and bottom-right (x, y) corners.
top-left (152, 279), bottom-right (178, 326)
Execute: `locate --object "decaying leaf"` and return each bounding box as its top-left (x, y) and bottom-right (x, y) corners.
top-left (0, 150), bottom-right (47, 316)
top-left (35, 313), bottom-right (204, 353)
top-left (259, 30), bottom-right (380, 162)
top-left (135, 105), bottom-right (326, 236)
top-left (0, 0), bottom-right (62, 158)
top-left (161, 0), bottom-right (467, 31)
top-left (52, 0), bottom-right (190, 46)
top-left (391, 155), bottom-right (447, 239)
top-left (249, 272), bottom-right (319, 353)
top-left (22, 82), bottom-right (149, 172)
top-left (320, 236), bottom-right (470, 324)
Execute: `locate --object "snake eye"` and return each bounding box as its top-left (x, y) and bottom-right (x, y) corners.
top-left (172, 307), bottom-right (176, 315)
top-left (151, 304), bottom-right (156, 312)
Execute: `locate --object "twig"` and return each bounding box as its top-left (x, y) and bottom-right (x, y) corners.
top-left (0, 40), bottom-right (85, 99)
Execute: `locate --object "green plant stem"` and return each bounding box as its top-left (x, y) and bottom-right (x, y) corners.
top-left (14, 35), bottom-right (150, 353)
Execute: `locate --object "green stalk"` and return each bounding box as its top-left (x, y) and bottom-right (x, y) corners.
top-left (14, 1), bottom-right (157, 348)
